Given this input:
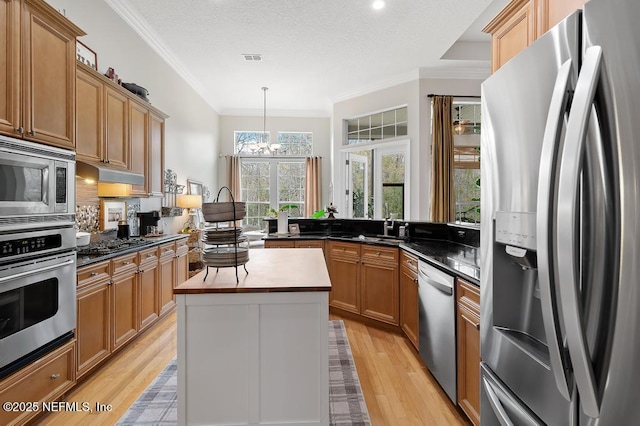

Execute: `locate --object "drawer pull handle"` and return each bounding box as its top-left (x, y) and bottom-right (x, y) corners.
top-left (376, 252), bottom-right (381, 256)
top-left (461, 313), bottom-right (480, 330)
top-left (123, 261), bottom-right (131, 265)
top-left (51, 373), bottom-right (61, 380)
top-left (147, 254), bottom-right (153, 257)
top-left (90, 272), bottom-right (98, 276)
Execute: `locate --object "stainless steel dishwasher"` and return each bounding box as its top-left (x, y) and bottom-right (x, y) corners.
top-left (418, 259), bottom-right (456, 403)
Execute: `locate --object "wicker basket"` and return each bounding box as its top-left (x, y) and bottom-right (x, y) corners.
top-left (188, 248), bottom-right (202, 263)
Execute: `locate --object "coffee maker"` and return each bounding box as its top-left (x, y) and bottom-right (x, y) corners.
top-left (137, 211), bottom-right (161, 236)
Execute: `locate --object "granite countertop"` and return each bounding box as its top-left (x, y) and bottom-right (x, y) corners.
top-left (76, 234), bottom-right (188, 268)
top-left (264, 233), bottom-right (480, 285)
top-left (174, 248), bottom-right (331, 294)
top-left (401, 240), bottom-right (480, 284)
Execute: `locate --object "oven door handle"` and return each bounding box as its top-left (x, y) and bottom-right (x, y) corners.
top-left (0, 259), bottom-right (75, 283)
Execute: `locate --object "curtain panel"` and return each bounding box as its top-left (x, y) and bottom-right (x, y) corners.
top-left (430, 96), bottom-right (455, 222)
top-left (305, 156), bottom-right (322, 217)
top-left (226, 155), bottom-right (241, 201)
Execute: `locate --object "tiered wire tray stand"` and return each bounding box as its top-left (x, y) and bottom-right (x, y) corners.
top-left (201, 187), bottom-right (248, 283)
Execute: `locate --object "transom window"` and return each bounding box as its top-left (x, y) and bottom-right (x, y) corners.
top-left (346, 106), bottom-right (408, 145)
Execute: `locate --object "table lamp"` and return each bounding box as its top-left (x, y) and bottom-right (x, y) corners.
top-left (177, 194), bottom-right (202, 230)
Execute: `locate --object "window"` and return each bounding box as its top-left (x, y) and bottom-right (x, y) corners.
top-left (453, 103), bottom-right (481, 223)
top-left (236, 132), bottom-right (312, 229)
top-left (346, 107), bottom-right (408, 145)
top-left (344, 143), bottom-right (408, 220)
top-left (342, 107), bottom-right (409, 219)
top-left (234, 131), bottom-right (270, 155)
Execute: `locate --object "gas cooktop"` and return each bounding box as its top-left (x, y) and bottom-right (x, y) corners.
top-left (76, 238), bottom-right (154, 257)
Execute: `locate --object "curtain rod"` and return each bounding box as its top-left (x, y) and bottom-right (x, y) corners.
top-left (427, 93), bottom-right (481, 99)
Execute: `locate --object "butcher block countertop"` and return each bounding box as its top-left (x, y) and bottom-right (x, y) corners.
top-left (174, 247), bottom-right (331, 294)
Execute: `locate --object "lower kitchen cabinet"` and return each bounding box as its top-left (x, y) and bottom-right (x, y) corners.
top-left (75, 237), bottom-right (188, 379)
top-left (456, 278), bottom-right (481, 426)
top-left (158, 240), bottom-right (189, 316)
top-left (76, 260), bottom-right (111, 379)
top-left (111, 254), bottom-right (138, 351)
top-left (138, 247), bottom-right (160, 331)
top-left (0, 339), bottom-right (76, 426)
top-left (327, 241), bottom-right (399, 326)
top-left (360, 245), bottom-right (399, 325)
top-left (399, 250), bottom-right (419, 350)
top-left (327, 241), bottom-right (360, 314)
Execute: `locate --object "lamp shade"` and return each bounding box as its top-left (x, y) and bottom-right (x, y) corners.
top-left (177, 194), bottom-right (202, 209)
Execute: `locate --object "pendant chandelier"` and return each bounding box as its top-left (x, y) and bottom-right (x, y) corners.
top-left (248, 87), bottom-right (280, 154)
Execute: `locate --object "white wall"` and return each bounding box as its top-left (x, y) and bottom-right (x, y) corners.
top-left (218, 116), bottom-right (332, 206)
top-left (45, 0), bottom-right (220, 233)
top-left (333, 78), bottom-right (483, 221)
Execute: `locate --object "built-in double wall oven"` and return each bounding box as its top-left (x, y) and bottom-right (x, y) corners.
top-left (0, 136), bottom-right (76, 379)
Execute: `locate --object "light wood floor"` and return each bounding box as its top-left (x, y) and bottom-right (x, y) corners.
top-left (37, 310), bottom-right (469, 426)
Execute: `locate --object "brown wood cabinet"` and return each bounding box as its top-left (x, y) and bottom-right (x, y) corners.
top-left (485, 0), bottom-right (587, 72)
top-left (360, 244), bottom-right (399, 325)
top-left (0, 339), bottom-right (76, 426)
top-left (327, 240), bottom-right (400, 326)
top-left (111, 253), bottom-right (138, 351)
top-left (104, 86), bottom-right (129, 169)
top-left (138, 247), bottom-right (160, 331)
top-left (148, 111), bottom-right (165, 196)
top-left (399, 250), bottom-right (419, 350)
top-left (76, 65), bottom-right (104, 163)
top-left (328, 241), bottom-right (361, 314)
top-left (265, 239), bottom-right (325, 249)
top-left (158, 240), bottom-right (189, 317)
top-left (76, 260), bottom-right (111, 379)
top-left (0, 0), bottom-right (84, 149)
top-left (456, 278), bottom-right (481, 426)
top-left (76, 237), bottom-right (188, 380)
top-left (75, 62), bottom-right (167, 195)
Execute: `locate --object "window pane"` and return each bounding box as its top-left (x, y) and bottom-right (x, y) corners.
top-left (382, 110), bottom-right (395, 126)
top-left (235, 131), bottom-right (270, 155)
top-left (240, 161), bottom-right (270, 228)
top-left (347, 118), bottom-right (358, 133)
top-left (344, 106), bottom-right (408, 146)
top-left (454, 168), bottom-right (480, 223)
top-left (396, 107), bottom-right (408, 123)
top-left (381, 153), bottom-right (405, 184)
top-left (382, 184), bottom-right (404, 220)
top-left (277, 132), bottom-right (313, 156)
top-left (277, 162), bottom-right (305, 218)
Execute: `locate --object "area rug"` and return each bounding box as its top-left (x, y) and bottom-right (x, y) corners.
top-left (117, 320), bottom-right (370, 425)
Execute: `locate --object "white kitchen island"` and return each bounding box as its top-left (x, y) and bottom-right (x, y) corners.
top-left (174, 248), bottom-right (331, 426)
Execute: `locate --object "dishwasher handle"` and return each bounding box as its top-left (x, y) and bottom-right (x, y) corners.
top-left (418, 268), bottom-right (453, 295)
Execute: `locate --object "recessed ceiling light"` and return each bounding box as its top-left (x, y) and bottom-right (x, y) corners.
top-left (372, 0), bottom-right (385, 10)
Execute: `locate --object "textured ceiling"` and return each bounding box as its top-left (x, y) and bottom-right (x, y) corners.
top-left (107, 0), bottom-right (506, 116)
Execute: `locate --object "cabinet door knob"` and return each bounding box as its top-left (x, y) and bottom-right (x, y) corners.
top-left (50, 373), bottom-right (61, 380)
top-left (123, 261), bottom-right (131, 265)
top-left (28, 130), bottom-right (35, 136)
top-left (15, 126), bottom-right (23, 133)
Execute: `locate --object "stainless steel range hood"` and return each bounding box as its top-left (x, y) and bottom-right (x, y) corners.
top-left (76, 161), bottom-right (144, 185)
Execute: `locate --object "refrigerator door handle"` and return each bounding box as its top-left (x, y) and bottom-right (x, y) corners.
top-left (536, 59), bottom-right (574, 401)
top-left (557, 45), bottom-right (604, 419)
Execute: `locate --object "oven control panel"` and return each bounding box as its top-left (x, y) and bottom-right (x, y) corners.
top-left (0, 235), bottom-right (62, 258)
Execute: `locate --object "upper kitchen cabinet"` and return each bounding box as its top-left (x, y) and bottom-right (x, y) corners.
top-left (129, 102), bottom-right (166, 197)
top-left (484, 0), bottom-right (586, 72)
top-left (0, 0), bottom-right (85, 149)
top-left (76, 62), bottom-right (167, 196)
top-left (483, 0), bottom-right (537, 73)
top-left (541, 0), bottom-right (586, 31)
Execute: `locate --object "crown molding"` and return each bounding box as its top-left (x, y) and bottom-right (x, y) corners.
top-left (105, 0), bottom-right (220, 112)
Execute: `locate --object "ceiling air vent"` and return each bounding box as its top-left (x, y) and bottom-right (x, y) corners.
top-left (242, 54), bottom-right (262, 61)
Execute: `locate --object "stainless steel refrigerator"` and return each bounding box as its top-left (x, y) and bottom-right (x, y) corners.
top-left (480, 0), bottom-right (640, 424)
